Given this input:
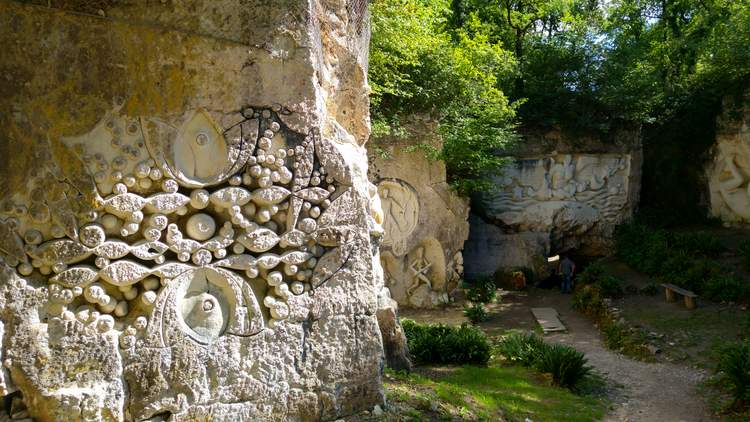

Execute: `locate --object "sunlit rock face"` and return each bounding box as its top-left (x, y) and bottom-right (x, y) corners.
top-left (466, 129), bottom-right (642, 278)
top-left (368, 119), bottom-right (470, 309)
top-left (0, 1), bottom-right (384, 420)
top-left (706, 94), bottom-right (750, 226)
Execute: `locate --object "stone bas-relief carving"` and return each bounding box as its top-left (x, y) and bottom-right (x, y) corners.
top-left (369, 141), bottom-right (470, 309)
top-left (480, 153), bottom-right (633, 255)
top-left (377, 187), bottom-right (455, 308)
top-left (377, 179), bottom-right (419, 256)
top-left (0, 106), bottom-right (382, 420)
top-left (706, 99), bottom-right (750, 225)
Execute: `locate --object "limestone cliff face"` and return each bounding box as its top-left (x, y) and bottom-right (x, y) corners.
top-left (465, 128), bottom-right (642, 279)
top-left (0, 1), bottom-right (384, 420)
top-left (368, 118), bottom-right (470, 309)
top-left (706, 93), bottom-right (750, 226)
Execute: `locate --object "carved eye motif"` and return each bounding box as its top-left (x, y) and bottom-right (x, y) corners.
top-left (195, 132), bottom-right (210, 146)
top-left (181, 292), bottom-right (224, 340)
top-left (173, 111), bottom-right (229, 185)
top-left (175, 269), bottom-right (231, 344)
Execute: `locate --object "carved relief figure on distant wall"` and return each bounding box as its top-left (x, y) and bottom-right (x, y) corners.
top-left (482, 153), bottom-right (632, 252)
top-left (708, 141), bottom-right (750, 222)
top-left (407, 246), bottom-right (432, 296)
top-left (377, 179), bottom-right (419, 256)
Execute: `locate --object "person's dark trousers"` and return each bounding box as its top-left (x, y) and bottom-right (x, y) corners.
top-left (561, 274), bottom-right (572, 293)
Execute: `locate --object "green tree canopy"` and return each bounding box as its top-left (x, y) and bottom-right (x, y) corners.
top-left (370, 0), bottom-right (750, 210)
top-left (369, 0), bottom-right (519, 194)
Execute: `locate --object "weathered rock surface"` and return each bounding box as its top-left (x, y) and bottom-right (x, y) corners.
top-left (467, 129), bottom-right (641, 278)
top-left (706, 93), bottom-right (750, 225)
top-left (376, 292), bottom-right (412, 372)
top-left (463, 216), bottom-right (551, 279)
top-left (368, 121), bottom-right (470, 308)
top-left (0, 1), bottom-right (384, 421)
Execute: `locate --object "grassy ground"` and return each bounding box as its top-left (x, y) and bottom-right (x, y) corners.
top-left (618, 299), bottom-right (746, 368)
top-left (382, 365), bottom-right (609, 422)
top-left (392, 295), bottom-right (612, 421)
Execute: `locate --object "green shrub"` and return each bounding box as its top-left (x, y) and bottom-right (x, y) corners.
top-left (740, 240), bottom-right (750, 270)
top-left (463, 303), bottom-right (488, 324)
top-left (576, 260), bottom-right (606, 286)
top-left (401, 319), bottom-right (491, 366)
top-left (572, 285), bottom-right (606, 318)
top-left (574, 260), bottom-right (623, 298)
top-left (463, 276), bottom-right (497, 304)
top-left (597, 275), bottom-right (624, 298)
top-left (534, 344), bottom-right (592, 389)
top-left (573, 285), bottom-right (651, 359)
top-left (600, 320), bottom-right (627, 351)
top-left (616, 223), bottom-right (671, 274)
top-left (704, 275), bottom-right (749, 303)
top-left (616, 222), bottom-right (748, 302)
top-left (497, 333), bottom-right (592, 389)
top-left (717, 342), bottom-right (750, 408)
top-left (496, 332), bottom-right (546, 367)
top-left (672, 231), bottom-right (725, 257)
top-left (662, 255), bottom-right (722, 292)
top-left (600, 319), bottom-right (650, 359)
top-left (640, 282), bottom-right (659, 296)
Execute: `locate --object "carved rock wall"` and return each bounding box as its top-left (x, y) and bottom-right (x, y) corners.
top-left (466, 129), bottom-right (642, 278)
top-left (706, 94), bottom-right (750, 225)
top-left (0, 1), bottom-right (383, 421)
top-left (368, 123), bottom-right (470, 308)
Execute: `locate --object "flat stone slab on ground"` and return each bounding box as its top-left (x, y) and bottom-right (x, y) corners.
top-left (531, 307), bottom-right (567, 333)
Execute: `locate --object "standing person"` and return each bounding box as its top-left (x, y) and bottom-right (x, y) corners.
top-left (558, 255), bottom-right (576, 293)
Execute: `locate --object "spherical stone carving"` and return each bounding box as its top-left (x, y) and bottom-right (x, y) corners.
top-left (186, 213), bottom-right (216, 241)
top-left (79, 224), bottom-right (106, 248)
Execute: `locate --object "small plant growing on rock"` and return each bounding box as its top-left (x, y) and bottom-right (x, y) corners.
top-left (463, 303), bottom-right (488, 324)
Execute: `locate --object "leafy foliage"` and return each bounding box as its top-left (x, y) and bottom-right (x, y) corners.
top-left (639, 282), bottom-right (659, 296)
top-left (464, 303), bottom-right (489, 324)
top-left (372, 0), bottom-right (750, 217)
top-left (615, 222), bottom-right (746, 302)
top-left (575, 260), bottom-right (623, 298)
top-left (463, 276), bottom-right (497, 304)
top-left (572, 285), bottom-right (606, 318)
top-left (740, 240), bottom-right (750, 271)
top-left (535, 344), bottom-right (592, 389)
top-left (717, 342), bottom-right (750, 409)
top-left (573, 284), bottom-right (651, 359)
top-left (496, 332), bottom-right (547, 367)
top-left (401, 319), bottom-right (492, 365)
top-left (370, 0), bottom-right (518, 194)
top-left (497, 332), bottom-right (592, 389)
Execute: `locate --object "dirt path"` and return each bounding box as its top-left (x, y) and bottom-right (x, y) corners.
top-left (401, 289), bottom-right (714, 421)
top-left (530, 292), bottom-right (712, 422)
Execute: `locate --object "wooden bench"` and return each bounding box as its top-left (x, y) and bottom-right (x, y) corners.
top-left (661, 283), bottom-right (697, 309)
